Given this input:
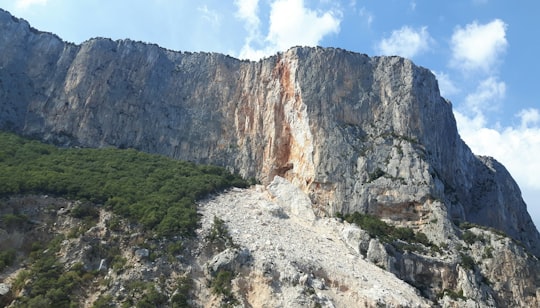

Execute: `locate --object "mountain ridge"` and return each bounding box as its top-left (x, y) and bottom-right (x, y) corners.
top-left (1, 8), bottom-right (537, 254)
top-left (1, 8), bottom-right (540, 306)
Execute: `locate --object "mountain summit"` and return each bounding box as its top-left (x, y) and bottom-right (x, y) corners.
top-left (1, 8), bottom-right (539, 307)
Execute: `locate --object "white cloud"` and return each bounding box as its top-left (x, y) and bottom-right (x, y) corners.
top-left (197, 5), bottom-right (221, 28)
top-left (266, 0), bottom-right (341, 51)
top-left (359, 7), bottom-right (374, 27)
top-left (463, 76), bottom-right (506, 114)
top-left (235, 0), bottom-right (260, 28)
top-left (377, 26), bottom-right (432, 58)
top-left (235, 0), bottom-right (265, 59)
top-left (15, 0), bottom-right (48, 9)
top-left (433, 71), bottom-right (459, 98)
top-left (518, 108), bottom-right (540, 128)
top-left (450, 19), bottom-right (507, 73)
top-left (236, 0), bottom-right (342, 60)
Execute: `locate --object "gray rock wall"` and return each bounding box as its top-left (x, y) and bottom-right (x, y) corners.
top-left (1, 8), bottom-right (539, 256)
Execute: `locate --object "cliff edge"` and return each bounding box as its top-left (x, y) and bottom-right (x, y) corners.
top-left (1, 9), bottom-right (537, 256)
top-left (1, 8), bottom-right (540, 306)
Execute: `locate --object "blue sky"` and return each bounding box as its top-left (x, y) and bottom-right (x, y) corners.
top-left (3, 0), bottom-right (540, 230)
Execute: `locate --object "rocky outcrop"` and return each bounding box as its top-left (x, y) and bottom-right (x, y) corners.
top-left (198, 185), bottom-right (540, 307)
top-left (1, 9), bottom-right (537, 256)
top-left (197, 186), bottom-right (433, 307)
top-left (0, 195), bottom-right (197, 307)
top-left (2, 187), bottom-right (538, 307)
top-left (1, 9), bottom-right (540, 306)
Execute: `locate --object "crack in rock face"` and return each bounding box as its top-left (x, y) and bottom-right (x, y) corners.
top-left (1, 8), bottom-right (540, 307)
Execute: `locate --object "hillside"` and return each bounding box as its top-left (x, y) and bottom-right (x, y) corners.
top-left (0, 8), bottom-right (539, 307)
top-left (0, 134), bottom-right (538, 307)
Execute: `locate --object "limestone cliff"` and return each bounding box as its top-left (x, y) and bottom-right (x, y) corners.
top-left (1, 9), bottom-right (537, 254)
top-left (1, 9), bottom-right (540, 306)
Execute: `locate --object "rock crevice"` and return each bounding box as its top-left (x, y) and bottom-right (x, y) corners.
top-left (0, 8), bottom-right (539, 257)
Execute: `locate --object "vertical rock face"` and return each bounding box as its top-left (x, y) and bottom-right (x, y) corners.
top-left (0, 9), bottom-right (539, 257)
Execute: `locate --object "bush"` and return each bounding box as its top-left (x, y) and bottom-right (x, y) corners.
top-left (439, 288), bottom-right (465, 301)
top-left (70, 203), bottom-right (100, 220)
top-left (171, 276), bottom-right (192, 307)
top-left (11, 234), bottom-right (102, 306)
top-left (341, 212), bottom-right (434, 249)
top-left (483, 246), bottom-right (494, 258)
top-left (460, 253), bottom-right (476, 271)
top-left (211, 270), bottom-right (235, 300)
top-left (0, 213), bottom-right (29, 230)
top-left (136, 287), bottom-right (167, 308)
top-left (206, 216), bottom-right (235, 248)
top-left (167, 242), bottom-right (184, 256)
top-left (92, 295), bottom-right (114, 308)
top-left (0, 248), bottom-right (16, 271)
top-left (0, 131), bottom-right (248, 237)
top-left (462, 230), bottom-right (479, 245)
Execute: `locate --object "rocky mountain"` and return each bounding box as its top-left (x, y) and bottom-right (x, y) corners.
top-left (1, 8), bottom-right (539, 307)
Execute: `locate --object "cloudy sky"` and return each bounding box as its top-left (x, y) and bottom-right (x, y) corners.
top-left (3, 0), bottom-right (540, 229)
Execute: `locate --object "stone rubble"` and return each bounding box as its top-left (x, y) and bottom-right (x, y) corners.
top-left (197, 182), bottom-right (431, 307)
top-left (1, 7), bottom-right (539, 306)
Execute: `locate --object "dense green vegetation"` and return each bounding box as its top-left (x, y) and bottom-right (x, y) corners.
top-left (0, 131), bottom-right (248, 236)
top-left (459, 253), bottom-right (476, 271)
top-left (210, 270), bottom-right (237, 306)
top-left (337, 212), bottom-right (433, 250)
top-left (0, 248), bottom-right (16, 271)
top-left (206, 216), bottom-right (236, 249)
top-left (12, 236), bottom-right (98, 307)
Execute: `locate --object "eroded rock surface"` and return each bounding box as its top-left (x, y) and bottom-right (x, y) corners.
top-left (196, 184), bottom-right (540, 307)
top-left (1, 8), bottom-right (540, 307)
top-left (1, 9), bottom-right (537, 257)
top-left (197, 186), bottom-right (431, 307)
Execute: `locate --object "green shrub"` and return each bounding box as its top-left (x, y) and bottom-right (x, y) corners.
top-left (171, 276), bottom-right (192, 307)
top-left (136, 287), bottom-right (167, 308)
top-left (414, 232), bottom-right (431, 246)
top-left (460, 253), bottom-right (475, 271)
top-left (0, 248), bottom-right (16, 271)
top-left (106, 215), bottom-right (122, 231)
top-left (70, 203), bottom-right (100, 220)
top-left (167, 242), bottom-right (184, 256)
top-left (483, 246), bottom-right (494, 259)
top-left (439, 288), bottom-right (465, 300)
top-left (206, 216), bottom-right (235, 248)
top-left (0, 131), bottom-right (248, 237)
top-left (459, 222), bottom-right (477, 229)
top-left (343, 212), bottom-right (392, 241)
top-left (341, 212), bottom-right (434, 250)
top-left (92, 295), bottom-right (114, 308)
top-left (211, 269), bottom-right (237, 304)
top-left (111, 256), bottom-right (127, 272)
top-left (0, 213), bottom-right (29, 230)
top-left (13, 234), bottom-right (98, 307)
top-left (462, 230), bottom-right (479, 245)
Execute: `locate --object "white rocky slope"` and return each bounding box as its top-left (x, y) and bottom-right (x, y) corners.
top-left (196, 185), bottom-right (429, 307)
top-left (196, 181), bottom-right (430, 307)
top-left (194, 178), bottom-right (539, 307)
top-left (1, 182), bottom-right (538, 307)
